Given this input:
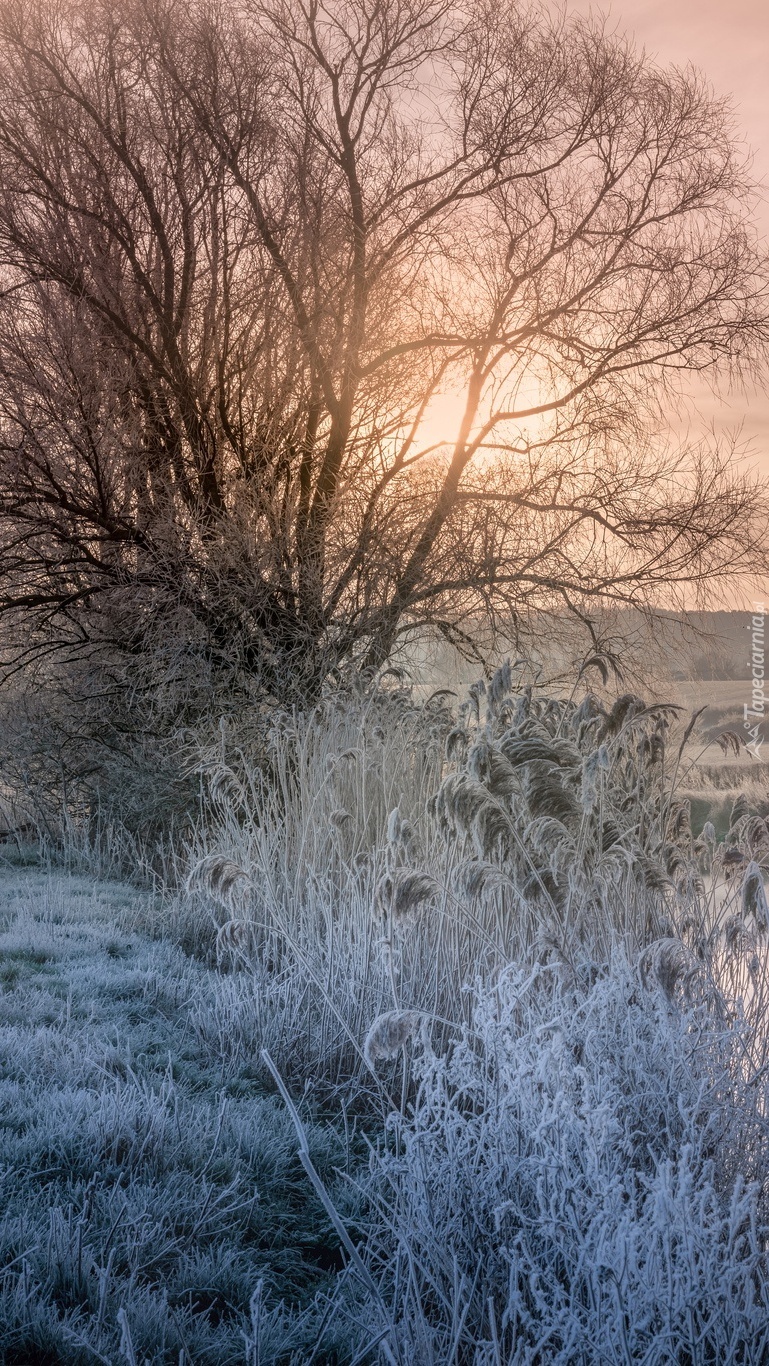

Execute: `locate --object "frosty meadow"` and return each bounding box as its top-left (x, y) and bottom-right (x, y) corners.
top-left (1, 678), bottom-right (769, 1362)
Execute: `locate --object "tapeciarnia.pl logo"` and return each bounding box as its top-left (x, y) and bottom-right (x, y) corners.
top-left (745, 603), bottom-right (766, 760)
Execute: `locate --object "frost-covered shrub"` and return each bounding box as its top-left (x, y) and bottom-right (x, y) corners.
top-left (353, 962), bottom-right (769, 1364)
top-left (430, 671), bottom-right (703, 960)
top-left (161, 670), bottom-right (769, 1095)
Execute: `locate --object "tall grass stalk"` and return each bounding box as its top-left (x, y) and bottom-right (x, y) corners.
top-left (166, 674), bottom-right (769, 1101)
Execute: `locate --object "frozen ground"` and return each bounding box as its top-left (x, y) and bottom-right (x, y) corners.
top-left (0, 864), bottom-right (350, 1364)
top-left (2, 802), bottom-right (769, 1363)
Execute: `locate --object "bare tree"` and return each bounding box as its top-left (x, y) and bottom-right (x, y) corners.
top-left (0, 0), bottom-right (766, 702)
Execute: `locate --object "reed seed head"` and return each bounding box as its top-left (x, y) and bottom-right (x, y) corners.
top-left (639, 937), bottom-right (699, 1002)
top-left (364, 1010), bottom-right (423, 1067)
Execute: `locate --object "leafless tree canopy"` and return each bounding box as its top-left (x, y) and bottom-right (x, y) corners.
top-left (0, 0), bottom-right (766, 699)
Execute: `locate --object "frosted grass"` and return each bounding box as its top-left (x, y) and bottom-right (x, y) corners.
top-left (0, 869), bottom-right (360, 1364)
top-left (3, 675), bottom-right (769, 1361)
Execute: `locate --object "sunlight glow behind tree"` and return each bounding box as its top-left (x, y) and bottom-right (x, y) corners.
top-left (0, 0), bottom-right (766, 701)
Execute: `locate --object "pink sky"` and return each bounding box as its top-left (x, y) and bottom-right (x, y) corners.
top-left (573, 0), bottom-right (769, 438)
top-left (596, 0), bottom-right (769, 200)
top-left (425, 3), bottom-right (769, 605)
top-left (569, 0), bottom-right (769, 605)
top-left (571, 0), bottom-right (768, 239)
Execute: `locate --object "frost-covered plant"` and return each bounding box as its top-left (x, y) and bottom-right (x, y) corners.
top-left (364, 1011), bottom-right (424, 1068)
top-left (348, 960), bottom-right (769, 1364)
top-left (431, 667), bottom-right (699, 959)
top-left (171, 686), bottom-right (461, 1088)
top-left (169, 672), bottom-right (769, 1090)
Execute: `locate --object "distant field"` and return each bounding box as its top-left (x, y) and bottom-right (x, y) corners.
top-left (668, 678), bottom-right (751, 719)
top-left (662, 679), bottom-right (766, 769)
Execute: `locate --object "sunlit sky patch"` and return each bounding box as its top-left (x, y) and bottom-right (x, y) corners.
top-left (419, 0), bottom-right (768, 606)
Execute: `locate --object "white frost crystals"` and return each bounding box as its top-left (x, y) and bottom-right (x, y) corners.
top-left (354, 961), bottom-right (769, 1364)
top-left (364, 1010), bottom-right (425, 1068)
top-left (638, 936), bottom-right (701, 1002)
top-left (186, 852), bottom-right (252, 912)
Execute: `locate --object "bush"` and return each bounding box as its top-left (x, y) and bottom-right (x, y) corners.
top-left (350, 961), bottom-right (769, 1364)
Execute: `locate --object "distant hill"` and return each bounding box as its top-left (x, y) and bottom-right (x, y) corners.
top-left (656, 610), bottom-right (762, 681)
